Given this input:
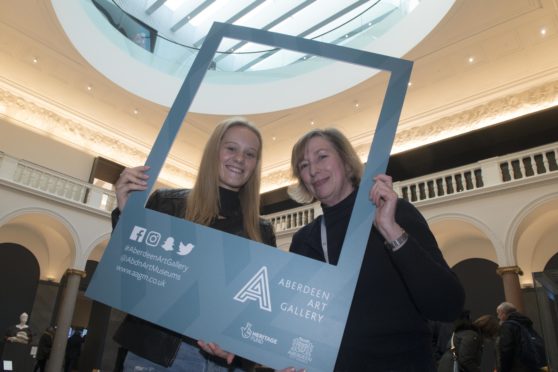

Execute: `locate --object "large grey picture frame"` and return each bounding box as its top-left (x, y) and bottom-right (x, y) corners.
top-left (86, 22), bottom-right (412, 371)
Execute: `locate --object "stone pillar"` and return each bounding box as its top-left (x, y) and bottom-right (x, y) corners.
top-left (46, 269), bottom-right (86, 372)
top-left (496, 265), bottom-right (524, 313)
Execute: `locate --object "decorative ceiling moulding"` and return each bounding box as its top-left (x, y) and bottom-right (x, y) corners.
top-left (261, 79), bottom-right (558, 191)
top-left (0, 83), bottom-right (197, 188)
top-left (1, 77), bottom-right (558, 192)
top-left (401, 66), bottom-right (558, 130)
top-left (261, 168), bottom-right (293, 194)
top-left (393, 78), bottom-right (558, 153)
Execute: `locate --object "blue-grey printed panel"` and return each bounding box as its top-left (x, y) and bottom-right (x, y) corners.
top-left (86, 22), bottom-right (412, 371)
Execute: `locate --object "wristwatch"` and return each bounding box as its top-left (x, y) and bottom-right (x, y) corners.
top-left (384, 231), bottom-right (409, 252)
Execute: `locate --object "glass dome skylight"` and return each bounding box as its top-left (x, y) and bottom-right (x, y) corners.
top-left (103, 0), bottom-right (420, 73)
top-left (52, 0), bottom-right (454, 114)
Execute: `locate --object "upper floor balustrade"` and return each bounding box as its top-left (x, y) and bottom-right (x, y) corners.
top-left (1, 141), bottom-right (557, 231)
top-left (265, 141), bottom-right (558, 233)
top-left (397, 142), bottom-right (557, 204)
top-left (0, 152), bottom-right (116, 214)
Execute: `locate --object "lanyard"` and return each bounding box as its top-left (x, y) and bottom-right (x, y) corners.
top-left (320, 216), bottom-right (329, 264)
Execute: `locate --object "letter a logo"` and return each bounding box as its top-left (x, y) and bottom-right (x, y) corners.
top-left (233, 266), bottom-right (272, 312)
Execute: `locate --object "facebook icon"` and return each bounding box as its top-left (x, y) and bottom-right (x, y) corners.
top-left (130, 226), bottom-right (147, 242)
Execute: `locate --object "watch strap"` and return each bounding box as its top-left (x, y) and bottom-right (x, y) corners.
top-left (384, 231), bottom-right (409, 252)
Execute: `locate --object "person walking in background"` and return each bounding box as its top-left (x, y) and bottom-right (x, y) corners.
top-left (64, 327), bottom-right (85, 372)
top-left (34, 326), bottom-right (55, 372)
top-left (432, 311), bottom-right (471, 365)
top-left (496, 302), bottom-right (547, 372)
top-left (285, 128), bottom-right (464, 371)
top-left (437, 312), bottom-right (480, 372)
top-left (437, 313), bottom-right (499, 372)
top-left (473, 315), bottom-right (500, 372)
top-left (112, 117), bottom-right (276, 371)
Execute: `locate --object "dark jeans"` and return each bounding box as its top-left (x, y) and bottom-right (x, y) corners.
top-left (123, 341), bottom-right (245, 372)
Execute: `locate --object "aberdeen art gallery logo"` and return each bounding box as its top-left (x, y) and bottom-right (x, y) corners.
top-left (233, 266), bottom-right (272, 312)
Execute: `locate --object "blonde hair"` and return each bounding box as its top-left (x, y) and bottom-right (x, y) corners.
top-left (185, 117), bottom-right (263, 242)
top-left (288, 128), bottom-right (363, 204)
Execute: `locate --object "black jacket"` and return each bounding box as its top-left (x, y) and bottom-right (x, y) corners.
top-left (111, 188), bottom-right (276, 367)
top-left (438, 325), bottom-right (482, 372)
top-left (36, 331), bottom-right (54, 361)
top-left (290, 190), bottom-right (465, 371)
top-left (498, 312), bottom-right (537, 372)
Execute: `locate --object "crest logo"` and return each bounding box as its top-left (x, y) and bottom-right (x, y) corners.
top-left (233, 266), bottom-right (272, 312)
top-left (288, 337), bottom-right (314, 364)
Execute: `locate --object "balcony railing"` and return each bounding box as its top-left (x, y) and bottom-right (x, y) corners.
top-left (265, 142), bottom-right (558, 232)
top-left (397, 142), bottom-right (558, 203)
top-left (1, 141), bottom-right (557, 229)
top-left (265, 204), bottom-right (322, 233)
top-left (0, 152), bottom-right (117, 213)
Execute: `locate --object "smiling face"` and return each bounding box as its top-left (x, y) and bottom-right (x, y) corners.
top-left (218, 125), bottom-right (260, 191)
top-left (297, 136), bottom-right (354, 207)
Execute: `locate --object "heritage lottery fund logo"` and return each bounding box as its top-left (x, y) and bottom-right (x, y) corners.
top-left (233, 266), bottom-right (331, 323)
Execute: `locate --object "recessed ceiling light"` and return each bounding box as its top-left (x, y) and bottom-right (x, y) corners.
top-left (408, 81), bottom-right (412, 87)
top-left (86, 85), bottom-right (93, 91)
top-left (272, 136), bottom-right (276, 141)
top-left (540, 27), bottom-right (547, 36)
top-left (468, 56), bottom-right (475, 63)
top-left (354, 101), bottom-right (359, 108)
top-left (32, 57), bottom-right (39, 64)
top-left (310, 121), bottom-right (315, 126)
top-left (133, 109), bottom-right (139, 115)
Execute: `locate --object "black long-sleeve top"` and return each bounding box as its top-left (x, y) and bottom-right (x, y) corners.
top-left (289, 190), bottom-right (464, 371)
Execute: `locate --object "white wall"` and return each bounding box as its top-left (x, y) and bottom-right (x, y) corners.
top-left (1, 119), bottom-right (95, 181)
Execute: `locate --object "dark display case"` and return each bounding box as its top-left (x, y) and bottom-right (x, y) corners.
top-left (533, 270), bottom-right (558, 371)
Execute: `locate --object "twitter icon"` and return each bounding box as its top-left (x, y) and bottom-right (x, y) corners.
top-left (177, 242), bottom-right (195, 256)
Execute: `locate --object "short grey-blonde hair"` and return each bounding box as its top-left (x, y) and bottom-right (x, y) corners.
top-left (496, 302), bottom-right (517, 315)
top-left (288, 128), bottom-right (363, 204)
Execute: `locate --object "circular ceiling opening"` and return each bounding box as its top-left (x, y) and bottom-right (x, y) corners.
top-left (52, 0), bottom-right (454, 114)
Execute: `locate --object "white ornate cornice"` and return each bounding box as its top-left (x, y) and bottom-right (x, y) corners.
top-left (393, 79), bottom-right (558, 153)
top-left (267, 79), bottom-right (558, 190)
top-left (0, 82), bottom-right (197, 188)
top-left (2, 78), bottom-right (558, 192)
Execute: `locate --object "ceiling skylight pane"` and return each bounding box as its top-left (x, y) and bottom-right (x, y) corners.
top-left (248, 49), bottom-right (308, 71)
top-left (234, 1), bottom-right (272, 26)
top-left (234, 1), bottom-right (306, 29)
top-left (190, 0), bottom-right (227, 26)
top-left (164, 0), bottom-right (184, 11)
top-left (304, 2), bottom-right (378, 40)
top-left (269, 2), bottom-right (355, 36)
top-left (92, 0), bottom-right (424, 73)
